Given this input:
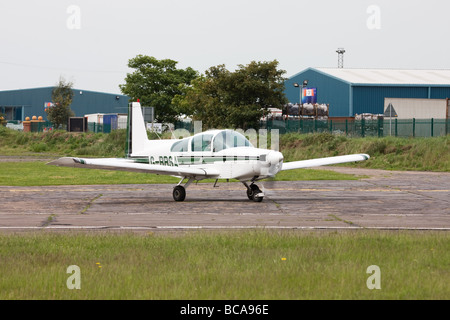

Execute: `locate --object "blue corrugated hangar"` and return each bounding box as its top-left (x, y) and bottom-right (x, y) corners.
top-left (0, 87), bottom-right (129, 121)
top-left (285, 68), bottom-right (450, 117)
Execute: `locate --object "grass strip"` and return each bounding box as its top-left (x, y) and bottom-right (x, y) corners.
top-left (0, 161), bottom-right (358, 186)
top-left (0, 230), bottom-right (448, 299)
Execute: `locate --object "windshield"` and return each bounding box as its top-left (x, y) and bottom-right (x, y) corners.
top-left (213, 131), bottom-right (253, 152)
top-left (191, 134), bottom-right (214, 152)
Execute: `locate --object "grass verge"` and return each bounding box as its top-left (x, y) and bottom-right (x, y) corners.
top-left (0, 126), bottom-right (450, 172)
top-left (1, 127), bottom-right (449, 172)
top-left (0, 126), bottom-right (128, 157)
top-left (280, 133), bottom-right (450, 172)
top-left (0, 230), bottom-right (448, 299)
top-left (0, 161), bottom-right (358, 186)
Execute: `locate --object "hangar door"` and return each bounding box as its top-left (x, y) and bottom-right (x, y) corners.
top-left (0, 106), bottom-right (23, 121)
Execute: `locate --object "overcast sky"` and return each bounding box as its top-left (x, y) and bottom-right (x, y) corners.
top-left (1, 0), bottom-right (449, 94)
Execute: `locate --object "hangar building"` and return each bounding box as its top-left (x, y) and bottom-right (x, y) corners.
top-left (0, 87), bottom-right (129, 121)
top-left (284, 68), bottom-right (450, 118)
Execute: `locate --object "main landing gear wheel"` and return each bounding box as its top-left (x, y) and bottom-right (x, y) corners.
top-left (247, 184), bottom-right (264, 202)
top-left (173, 185), bottom-right (186, 202)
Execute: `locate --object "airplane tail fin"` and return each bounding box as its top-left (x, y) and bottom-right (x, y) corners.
top-left (125, 102), bottom-right (151, 157)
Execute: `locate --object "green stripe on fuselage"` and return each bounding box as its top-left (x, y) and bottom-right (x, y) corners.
top-left (131, 158), bottom-right (150, 164)
top-left (131, 155), bottom-right (261, 166)
top-left (177, 156), bottom-right (260, 165)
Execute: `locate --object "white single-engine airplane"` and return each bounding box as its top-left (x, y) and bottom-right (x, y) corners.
top-left (48, 102), bottom-right (370, 202)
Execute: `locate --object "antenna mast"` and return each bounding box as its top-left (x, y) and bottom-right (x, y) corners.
top-left (336, 48), bottom-right (346, 68)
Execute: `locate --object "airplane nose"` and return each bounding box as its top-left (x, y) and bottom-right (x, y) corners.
top-left (266, 151), bottom-right (284, 175)
top-left (267, 151), bottom-right (284, 166)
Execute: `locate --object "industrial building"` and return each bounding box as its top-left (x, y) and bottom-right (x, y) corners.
top-left (0, 87), bottom-right (129, 121)
top-left (284, 68), bottom-right (450, 118)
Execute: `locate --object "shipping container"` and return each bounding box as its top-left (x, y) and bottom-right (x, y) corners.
top-left (384, 98), bottom-right (449, 119)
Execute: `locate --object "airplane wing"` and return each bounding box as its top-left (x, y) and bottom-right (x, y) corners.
top-left (47, 157), bottom-right (220, 178)
top-left (281, 154), bottom-right (370, 171)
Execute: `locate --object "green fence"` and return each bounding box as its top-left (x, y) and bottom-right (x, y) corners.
top-left (385, 119), bottom-right (449, 137)
top-left (173, 118), bottom-right (449, 137)
top-left (32, 121), bottom-right (113, 133)
top-left (87, 122), bottom-right (112, 133)
top-left (259, 118), bottom-right (450, 138)
top-left (30, 121), bottom-right (53, 133)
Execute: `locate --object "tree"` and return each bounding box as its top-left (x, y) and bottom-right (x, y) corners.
top-left (119, 55), bottom-right (198, 124)
top-left (46, 77), bottom-right (75, 129)
top-left (174, 60), bottom-right (288, 130)
top-left (0, 113), bottom-right (6, 126)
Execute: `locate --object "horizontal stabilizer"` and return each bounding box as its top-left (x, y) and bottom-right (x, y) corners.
top-left (281, 154), bottom-right (370, 171)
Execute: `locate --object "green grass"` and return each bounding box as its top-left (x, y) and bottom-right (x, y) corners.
top-left (1, 126), bottom-right (449, 171)
top-left (0, 230), bottom-right (448, 299)
top-left (280, 133), bottom-right (450, 172)
top-left (0, 126), bottom-right (157, 158)
top-left (0, 161), bottom-right (357, 186)
top-left (0, 161), bottom-right (179, 186)
top-left (1, 127), bottom-right (449, 301)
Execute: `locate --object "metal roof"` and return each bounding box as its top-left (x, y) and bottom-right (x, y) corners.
top-left (314, 68), bottom-right (450, 86)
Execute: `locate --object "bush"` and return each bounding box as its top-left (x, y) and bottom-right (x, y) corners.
top-left (30, 142), bottom-right (48, 153)
top-left (364, 139), bottom-right (388, 155)
top-left (302, 132), bottom-right (335, 147)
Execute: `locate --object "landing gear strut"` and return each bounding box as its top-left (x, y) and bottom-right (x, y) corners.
top-left (243, 182), bottom-right (264, 202)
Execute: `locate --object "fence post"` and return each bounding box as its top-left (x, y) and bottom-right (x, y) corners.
top-left (361, 118), bottom-right (365, 137)
top-left (395, 118), bottom-right (398, 137)
top-left (377, 117), bottom-right (382, 137)
top-left (345, 119), bottom-right (348, 136)
top-left (412, 118), bottom-right (415, 138)
top-left (431, 118), bottom-right (434, 137)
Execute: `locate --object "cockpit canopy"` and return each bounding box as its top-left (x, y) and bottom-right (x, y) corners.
top-left (170, 130), bottom-right (253, 153)
top-left (212, 130), bottom-right (253, 152)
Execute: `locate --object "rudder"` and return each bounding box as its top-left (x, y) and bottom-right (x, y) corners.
top-left (125, 102), bottom-right (151, 157)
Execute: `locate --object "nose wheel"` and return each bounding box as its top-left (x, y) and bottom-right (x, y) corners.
top-left (244, 183), bottom-right (264, 202)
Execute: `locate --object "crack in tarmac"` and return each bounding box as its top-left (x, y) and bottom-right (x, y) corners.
top-left (79, 194), bottom-right (103, 214)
